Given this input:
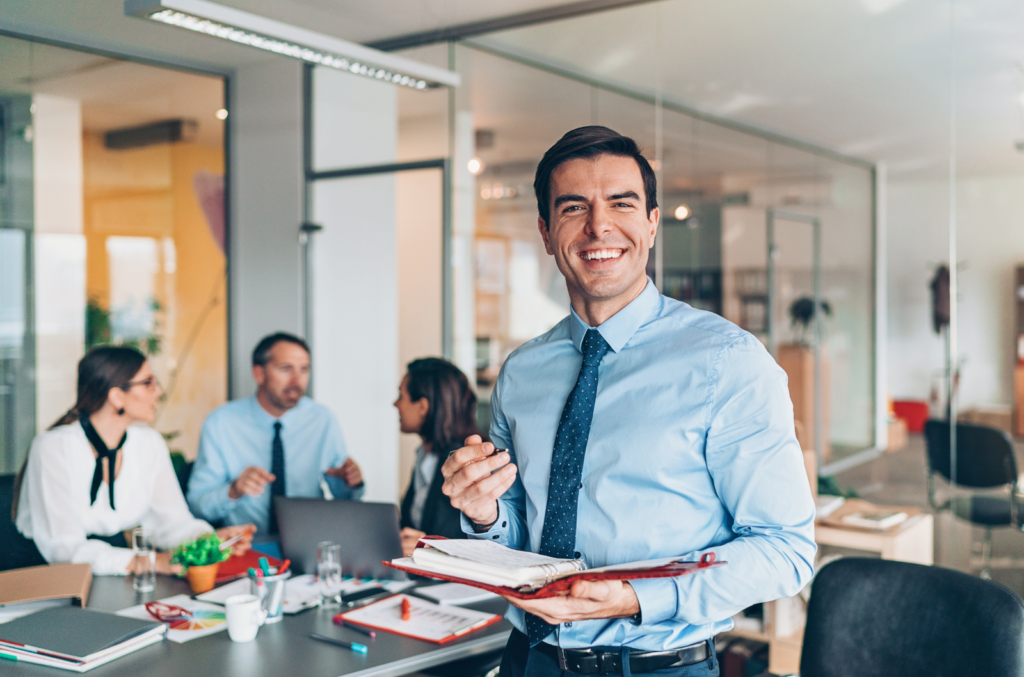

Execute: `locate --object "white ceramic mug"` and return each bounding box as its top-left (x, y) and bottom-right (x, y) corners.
top-left (225, 594), bottom-right (268, 643)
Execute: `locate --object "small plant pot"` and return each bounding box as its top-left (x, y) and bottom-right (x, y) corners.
top-left (186, 563), bottom-right (220, 593)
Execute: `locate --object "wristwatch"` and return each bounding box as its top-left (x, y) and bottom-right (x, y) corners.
top-left (470, 502), bottom-right (500, 533)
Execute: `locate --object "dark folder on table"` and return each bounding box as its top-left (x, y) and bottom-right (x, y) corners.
top-left (0, 606), bottom-right (165, 671)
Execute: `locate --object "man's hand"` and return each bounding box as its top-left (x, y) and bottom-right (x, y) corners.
top-left (215, 524), bottom-right (256, 556)
top-left (400, 527), bottom-right (426, 557)
top-left (505, 580), bottom-right (640, 625)
top-left (326, 458), bottom-right (363, 487)
top-left (441, 435), bottom-right (517, 527)
top-left (229, 466), bottom-right (275, 499)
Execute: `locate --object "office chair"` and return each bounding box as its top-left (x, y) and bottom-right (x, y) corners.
top-left (799, 558), bottom-right (1024, 677)
top-left (923, 419), bottom-right (1021, 578)
top-left (0, 474), bottom-right (48, 571)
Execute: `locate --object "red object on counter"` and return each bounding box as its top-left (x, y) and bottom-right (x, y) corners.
top-left (893, 400), bottom-right (930, 433)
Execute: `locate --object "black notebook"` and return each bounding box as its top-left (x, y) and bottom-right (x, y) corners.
top-left (0, 606), bottom-right (165, 668)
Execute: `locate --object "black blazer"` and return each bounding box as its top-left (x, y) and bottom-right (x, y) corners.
top-left (399, 451), bottom-right (465, 540)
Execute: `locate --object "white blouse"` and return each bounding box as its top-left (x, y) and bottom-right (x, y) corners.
top-left (15, 423), bottom-right (214, 576)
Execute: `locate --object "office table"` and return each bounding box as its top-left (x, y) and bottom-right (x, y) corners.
top-left (12, 575), bottom-right (511, 677)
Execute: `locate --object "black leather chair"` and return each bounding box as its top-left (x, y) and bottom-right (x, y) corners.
top-left (799, 557), bottom-right (1024, 677)
top-left (0, 473), bottom-right (47, 572)
top-left (923, 419), bottom-right (1021, 578)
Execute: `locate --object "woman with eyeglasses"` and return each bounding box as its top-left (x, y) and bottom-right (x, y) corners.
top-left (14, 345), bottom-right (255, 575)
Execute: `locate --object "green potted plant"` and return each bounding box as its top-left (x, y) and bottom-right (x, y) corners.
top-left (172, 533), bottom-right (230, 593)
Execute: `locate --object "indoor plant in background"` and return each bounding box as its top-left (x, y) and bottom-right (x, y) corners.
top-left (779, 296), bottom-right (832, 461)
top-left (172, 533), bottom-right (230, 593)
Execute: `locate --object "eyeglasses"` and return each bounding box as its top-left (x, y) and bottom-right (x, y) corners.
top-left (121, 376), bottom-right (161, 391)
top-left (145, 601), bottom-right (193, 622)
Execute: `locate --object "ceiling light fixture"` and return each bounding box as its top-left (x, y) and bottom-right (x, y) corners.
top-left (467, 157), bottom-right (484, 175)
top-left (215, 108), bottom-right (228, 120)
top-left (125, 0), bottom-right (459, 90)
top-left (674, 204), bottom-right (691, 220)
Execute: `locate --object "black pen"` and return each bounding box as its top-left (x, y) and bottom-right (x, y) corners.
top-left (309, 633), bottom-right (368, 654)
top-left (448, 447), bottom-right (508, 458)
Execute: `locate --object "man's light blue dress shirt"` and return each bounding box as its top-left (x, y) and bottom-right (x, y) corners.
top-left (187, 396), bottom-right (364, 534)
top-left (463, 279), bottom-right (816, 651)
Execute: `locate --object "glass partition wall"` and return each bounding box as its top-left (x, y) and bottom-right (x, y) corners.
top-left (0, 36), bottom-right (228, 471)
top-left (409, 41), bottom-right (880, 472)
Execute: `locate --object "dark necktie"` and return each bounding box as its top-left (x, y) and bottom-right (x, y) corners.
top-left (80, 415), bottom-right (127, 510)
top-left (270, 421), bottom-right (286, 533)
top-left (526, 329), bottom-right (611, 646)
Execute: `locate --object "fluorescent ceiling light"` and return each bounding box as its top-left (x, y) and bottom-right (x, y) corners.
top-left (125, 0), bottom-right (459, 90)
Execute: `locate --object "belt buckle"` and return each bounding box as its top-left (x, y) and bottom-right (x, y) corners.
top-left (556, 647), bottom-right (593, 673)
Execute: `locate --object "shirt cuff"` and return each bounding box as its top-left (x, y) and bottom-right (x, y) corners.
top-left (461, 500), bottom-right (511, 545)
top-left (629, 578), bottom-right (679, 626)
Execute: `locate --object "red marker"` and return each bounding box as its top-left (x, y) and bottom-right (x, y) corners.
top-left (277, 559), bottom-right (292, 576)
top-left (400, 597), bottom-right (411, 621)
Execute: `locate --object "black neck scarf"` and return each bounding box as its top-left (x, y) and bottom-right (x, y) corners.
top-left (80, 415), bottom-right (127, 510)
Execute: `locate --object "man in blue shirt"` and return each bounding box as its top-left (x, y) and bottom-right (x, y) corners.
top-left (442, 127), bottom-right (816, 677)
top-left (188, 333), bottom-right (364, 534)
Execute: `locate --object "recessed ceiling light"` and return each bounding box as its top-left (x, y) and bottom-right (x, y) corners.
top-left (674, 204), bottom-right (691, 220)
top-left (125, 0), bottom-right (459, 90)
top-left (467, 157), bottom-right (484, 175)
top-left (215, 108), bottom-right (228, 120)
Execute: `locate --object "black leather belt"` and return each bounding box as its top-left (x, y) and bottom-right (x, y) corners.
top-left (533, 639), bottom-right (710, 675)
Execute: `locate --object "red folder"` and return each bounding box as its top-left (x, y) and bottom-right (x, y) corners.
top-left (383, 544), bottom-right (725, 600)
top-left (215, 549), bottom-right (281, 583)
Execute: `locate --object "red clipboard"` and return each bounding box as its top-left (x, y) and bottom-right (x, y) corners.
top-left (383, 541), bottom-right (725, 600)
top-left (335, 594), bottom-right (503, 644)
top-left (215, 549), bottom-right (281, 583)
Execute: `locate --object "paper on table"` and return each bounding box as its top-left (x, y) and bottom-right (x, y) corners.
top-left (117, 595), bottom-right (227, 643)
top-left (194, 578), bottom-right (249, 605)
top-left (415, 583), bottom-right (500, 606)
top-left (338, 594), bottom-right (500, 643)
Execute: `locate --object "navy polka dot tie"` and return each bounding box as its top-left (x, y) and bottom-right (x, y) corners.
top-left (526, 329), bottom-right (611, 646)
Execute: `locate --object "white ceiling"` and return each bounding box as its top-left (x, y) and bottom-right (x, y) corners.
top-left (475, 0), bottom-right (1024, 179)
top-left (3, 0), bottom-right (1024, 179)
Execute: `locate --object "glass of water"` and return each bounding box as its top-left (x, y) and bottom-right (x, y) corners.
top-left (316, 541), bottom-right (342, 607)
top-left (132, 527), bottom-right (156, 593)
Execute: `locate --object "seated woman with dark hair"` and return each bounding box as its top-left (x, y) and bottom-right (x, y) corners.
top-left (14, 346), bottom-right (254, 575)
top-left (393, 357), bottom-right (481, 557)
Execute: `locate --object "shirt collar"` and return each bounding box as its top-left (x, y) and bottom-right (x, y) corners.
top-left (568, 277), bottom-right (660, 354)
top-left (248, 395), bottom-right (307, 427)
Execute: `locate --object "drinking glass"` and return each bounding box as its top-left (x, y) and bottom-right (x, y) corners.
top-left (316, 541), bottom-right (343, 607)
top-left (132, 527), bottom-right (156, 593)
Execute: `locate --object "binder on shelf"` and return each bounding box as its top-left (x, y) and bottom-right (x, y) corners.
top-left (383, 538), bottom-right (725, 600)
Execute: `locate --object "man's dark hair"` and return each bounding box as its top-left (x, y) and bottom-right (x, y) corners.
top-left (252, 332), bottom-right (310, 367)
top-left (533, 125), bottom-right (658, 228)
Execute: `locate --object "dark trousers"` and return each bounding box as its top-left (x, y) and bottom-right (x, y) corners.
top-left (499, 629), bottom-right (719, 677)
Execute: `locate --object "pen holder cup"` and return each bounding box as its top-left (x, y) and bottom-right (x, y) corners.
top-left (250, 570), bottom-right (291, 623)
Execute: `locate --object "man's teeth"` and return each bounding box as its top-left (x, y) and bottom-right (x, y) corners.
top-left (582, 250), bottom-right (623, 260)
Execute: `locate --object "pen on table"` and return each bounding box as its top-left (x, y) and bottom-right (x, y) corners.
top-left (309, 633), bottom-right (368, 655)
top-left (401, 597), bottom-right (411, 621)
top-left (218, 529), bottom-right (251, 551)
top-left (332, 615), bottom-right (376, 638)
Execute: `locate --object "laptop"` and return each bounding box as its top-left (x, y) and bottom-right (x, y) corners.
top-left (274, 497), bottom-right (406, 580)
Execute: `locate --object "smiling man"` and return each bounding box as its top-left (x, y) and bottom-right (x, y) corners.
top-left (442, 126), bottom-right (816, 677)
